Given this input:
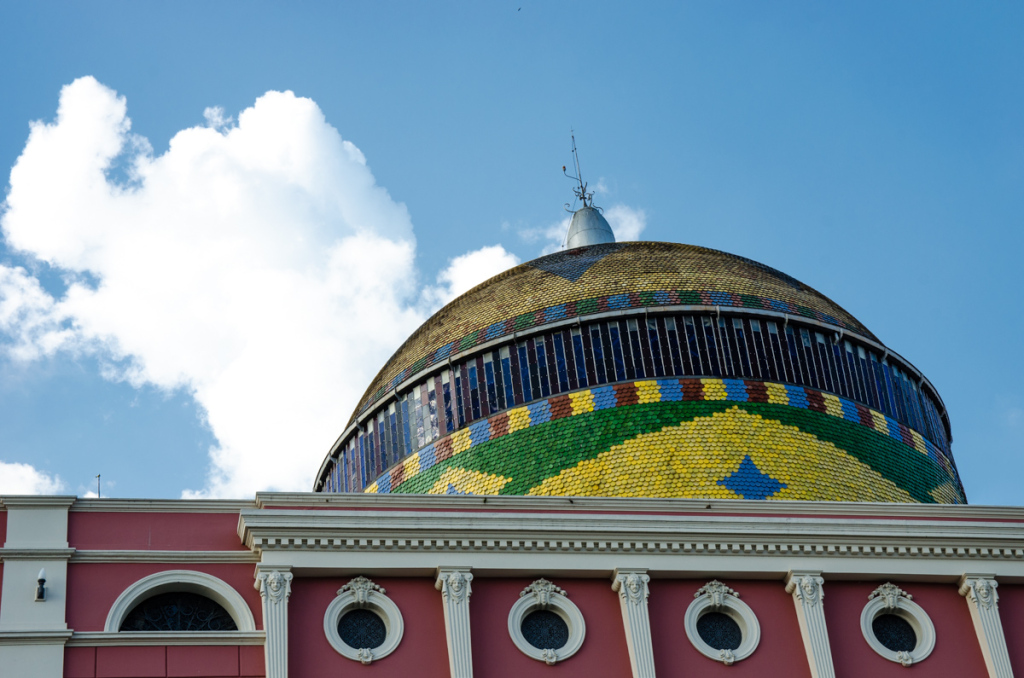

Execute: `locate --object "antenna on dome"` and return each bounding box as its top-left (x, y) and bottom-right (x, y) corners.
top-left (562, 130), bottom-right (594, 211)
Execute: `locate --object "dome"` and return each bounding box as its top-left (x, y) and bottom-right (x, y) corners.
top-left (317, 242), bottom-right (964, 505)
top-left (566, 206), bottom-right (615, 248)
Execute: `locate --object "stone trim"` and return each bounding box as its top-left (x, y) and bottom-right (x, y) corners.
top-left (69, 550), bottom-right (258, 564)
top-left (684, 580), bottom-right (760, 665)
top-left (435, 568), bottom-right (474, 677)
top-left (104, 570), bottom-right (257, 632)
top-left (959, 574), bottom-right (1013, 678)
top-left (324, 576), bottom-right (404, 665)
top-left (612, 570), bottom-right (655, 677)
top-left (66, 631), bottom-right (265, 646)
top-left (256, 567), bottom-right (292, 678)
top-left (860, 583), bottom-right (935, 667)
top-left (508, 579), bottom-right (585, 665)
top-left (786, 571), bottom-right (834, 678)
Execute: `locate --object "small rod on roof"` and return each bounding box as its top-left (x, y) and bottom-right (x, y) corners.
top-left (96, 474), bottom-right (101, 499)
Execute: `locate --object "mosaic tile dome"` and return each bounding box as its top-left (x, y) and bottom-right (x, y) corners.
top-left (317, 242), bottom-right (965, 504)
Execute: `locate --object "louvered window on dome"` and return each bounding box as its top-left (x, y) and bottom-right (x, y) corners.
top-left (119, 592), bottom-right (237, 631)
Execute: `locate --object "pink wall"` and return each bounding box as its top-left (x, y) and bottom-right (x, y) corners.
top-left (824, 581), bottom-right (987, 677)
top-left (68, 512), bottom-right (246, 551)
top-left (64, 645), bottom-right (264, 678)
top-left (997, 584), bottom-right (1024, 674)
top-left (469, 577), bottom-right (632, 678)
top-left (288, 577), bottom-right (449, 677)
top-left (0, 508), bottom-right (7, 544)
top-left (648, 578), bottom-right (810, 678)
top-left (66, 563), bottom-right (262, 632)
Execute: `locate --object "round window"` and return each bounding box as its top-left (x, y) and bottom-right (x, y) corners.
top-left (872, 613), bottom-right (917, 653)
top-left (696, 611), bottom-right (742, 651)
top-left (338, 608), bottom-right (387, 650)
top-left (521, 610), bottom-right (570, 650)
top-left (860, 583), bottom-right (935, 667)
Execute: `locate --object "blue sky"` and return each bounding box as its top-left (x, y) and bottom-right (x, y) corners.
top-left (0, 2), bottom-right (1021, 502)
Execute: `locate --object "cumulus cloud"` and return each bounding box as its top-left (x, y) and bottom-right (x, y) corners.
top-left (422, 245), bottom-right (520, 309)
top-left (0, 77), bottom-right (444, 497)
top-left (0, 461), bottom-right (63, 494)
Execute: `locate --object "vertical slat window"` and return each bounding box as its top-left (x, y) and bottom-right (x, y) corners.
top-left (553, 333), bottom-right (570, 392)
top-left (702, 317), bottom-right (721, 376)
top-left (452, 366), bottom-right (465, 428)
top-left (517, 342), bottom-right (533, 403)
top-left (665, 317), bottom-right (684, 375)
top-left (467, 363), bottom-right (481, 421)
top-left (572, 327), bottom-right (589, 387)
top-left (656, 317), bottom-right (674, 376)
top-left (589, 324), bottom-right (607, 384)
top-left (526, 339), bottom-right (542, 401)
top-left (732, 319), bottom-right (751, 377)
top-left (684, 316), bottom-right (703, 375)
top-left (766, 321), bottom-right (785, 381)
top-left (489, 352), bottom-right (505, 411)
top-left (441, 372), bottom-right (454, 434)
top-left (648, 318), bottom-right (666, 377)
top-left (608, 322), bottom-right (627, 381)
top-left (534, 336), bottom-right (551, 398)
top-left (563, 330), bottom-right (579, 391)
top-left (627, 318), bottom-right (646, 379)
top-left (509, 343), bottom-right (525, 405)
top-left (483, 354), bottom-right (498, 415)
top-left (500, 346), bottom-right (515, 407)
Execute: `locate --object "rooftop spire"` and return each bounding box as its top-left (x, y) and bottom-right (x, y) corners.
top-left (561, 131), bottom-right (615, 249)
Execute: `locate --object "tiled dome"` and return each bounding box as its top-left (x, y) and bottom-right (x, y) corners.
top-left (318, 242), bottom-right (964, 505)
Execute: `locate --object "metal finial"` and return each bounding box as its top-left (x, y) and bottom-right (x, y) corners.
top-left (563, 130), bottom-right (595, 211)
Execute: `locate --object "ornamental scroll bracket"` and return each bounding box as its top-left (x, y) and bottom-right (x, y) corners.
top-left (521, 578), bottom-right (568, 611)
top-left (695, 579), bottom-right (739, 611)
top-left (868, 582), bottom-right (913, 612)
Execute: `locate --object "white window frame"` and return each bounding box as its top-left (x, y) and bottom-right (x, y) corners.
top-left (105, 570), bottom-right (256, 632)
top-left (324, 576), bottom-right (404, 665)
top-left (860, 583), bottom-right (936, 667)
top-left (508, 579), bottom-right (585, 665)
top-left (684, 580), bottom-right (760, 665)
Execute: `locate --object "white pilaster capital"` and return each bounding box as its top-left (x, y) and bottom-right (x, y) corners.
top-left (786, 571), bottom-right (825, 608)
top-left (612, 569), bottom-right (655, 678)
top-left (959, 574), bottom-right (1013, 678)
top-left (256, 568), bottom-right (293, 605)
top-left (435, 567), bottom-right (474, 606)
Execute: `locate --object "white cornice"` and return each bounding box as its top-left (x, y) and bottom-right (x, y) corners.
top-left (0, 548), bottom-right (76, 561)
top-left (65, 631), bottom-right (265, 646)
top-left (0, 630), bottom-right (74, 646)
top-left (69, 499), bottom-right (255, 513)
top-left (0, 496), bottom-right (77, 509)
top-left (69, 550), bottom-right (258, 564)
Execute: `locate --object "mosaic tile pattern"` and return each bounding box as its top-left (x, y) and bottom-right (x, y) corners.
top-left (361, 378), bottom-right (965, 504)
top-left (352, 243), bottom-right (873, 421)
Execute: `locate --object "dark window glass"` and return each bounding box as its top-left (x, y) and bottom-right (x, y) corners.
top-left (665, 317), bottom-right (684, 375)
top-left (684, 317), bottom-right (702, 375)
top-left (120, 592), bottom-right (237, 631)
top-left (500, 348), bottom-right (515, 406)
top-left (518, 344), bottom-right (532, 403)
top-left (696, 612), bottom-right (741, 651)
top-left (609, 324), bottom-right (627, 381)
top-left (468, 365), bottom-right (481, 420)
top-left (590, 325), bottom-right (607, 384)
top-left (628, 319), bottom-right (646, 378)
top-left (571, 328), bottom-right (588, 387)
top-left (702, 317), bottom-right (721, 376)
top-left (535, 337), bottom-right (551, 398)
top-left (872, 614), bottom-right (916, 653)
top-left (427, 386), bottom-right (439, 441)
top-left (491, 352), bottom-right (506, 411)
top-left (649, 319), bottom-right (665, 377)
top-left (521, 610), bottom-right (569, 650)
top-left (733, 319), bottom-right (752, 377)
top-left (553, 333), bottom-right (570, 392)
top-left (526, 340), bottom-right (542, 401)
top-left (452, 368), bottom-right (465, 428)
top-left (484, 357), bottom-right (498, 413)
top-left (338, 608), bottom-right (387, 650)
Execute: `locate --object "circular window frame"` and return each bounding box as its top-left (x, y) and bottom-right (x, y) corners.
top-left (324, 577), bottom-right (404, 665)
top-left (684, 581), bottom-right (760, 665)
top-left (860, 584), bottom-right (935, 667)
top-left (508, 579), bottom-right (585, 665)
top-left (105, 570), bottom-right (256, 633)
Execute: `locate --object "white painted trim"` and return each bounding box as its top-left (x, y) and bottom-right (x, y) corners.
top-left (69, 550), bottom-right (257, 564)
top-left (0, 549), bottom-right (75, 561)
top-left (256, 568), bottom-right (291, 678)
top-left (612, 570), bottom-right (655, 677)
top-left (507, 579), bottom-right (585, 665)
top-left (69, 499), bottom-right (254, 513)
top-left (786, 571), bottom-right (835, 678)
top-left (859, 584), bottom-right (935, 667)
top-left (684, 581), bottom-right (760, 665)
top-left (104, 570), bottom-right (256, 632)
top-left (0, 631), bottom-right (73, 646)
top-left (959, 574), bottom-right (1014, 678)
top-left (0, 497), bottom-right (76, 509)
top-left (66, 631), bottom-right (265, 646)
top-left (323, 577), bottom-right (404, 665)
top-left (435, 568), bottom-right (474, 677)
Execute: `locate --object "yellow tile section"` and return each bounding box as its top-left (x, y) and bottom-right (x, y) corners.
top-left (765, 382), bottom-right (790, 405)
top-left (402, 453), bottom-right (422, 481)
top-left (870, 411), bottom-right (890, 436)
top-left (701, 379), bottom-right (727, 401)
top-left (428, 467), bottom-right (513, 495)
top-left (636, 381), bottom-right (661, 403)
top-left (507, 406), bottom-right (532, 432)
top-left (366, 481), bottom-right (379, 494)
top-left (822, 393), bottom-right (844, 419)
top-left (910, 429), bottom-right (929, 455)
top-left (527, 407), bottom-right (915, 502)
top-left (450, 429), bottom-right (473, 455)
top-left (569, 390), bottom-right (595, 414)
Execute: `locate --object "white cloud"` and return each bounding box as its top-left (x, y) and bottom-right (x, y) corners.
top-left (0, 461), bottom-right (63, 494)
top-left (422, 245), bottom-right (520, 309)
top-left (1, 77), bottom-right (430, 497)
top-left (518, 204), bottom-right (647, 255)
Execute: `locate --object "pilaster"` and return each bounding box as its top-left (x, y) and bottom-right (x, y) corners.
top-left (435, 567), bottom-right (474, 678)
top-left (786, 571), bottom-right (835, 678)
top-left (959, 574), bottom-right (1014, 678)
top-left (256, 567), bottom-right (293, 678)
top-left (612, 569), bottom-right (655, 678)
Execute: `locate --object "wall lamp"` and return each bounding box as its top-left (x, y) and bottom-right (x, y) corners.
top-left (35, 569), bottom-right (46, 602)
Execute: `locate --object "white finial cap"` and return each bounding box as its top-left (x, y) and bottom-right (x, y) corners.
top-left (566, 206), bottom-right (615, 249)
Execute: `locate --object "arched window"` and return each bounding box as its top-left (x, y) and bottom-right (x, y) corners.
top-left (120, 591), bottom-right (237, 631)
top-left (105, 570), bottom-right (256, 633)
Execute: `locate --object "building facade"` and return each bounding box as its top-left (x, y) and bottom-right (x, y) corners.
top-left (1, 214), bottom-right (1019, 677)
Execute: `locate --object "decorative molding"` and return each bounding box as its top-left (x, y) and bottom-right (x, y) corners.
top-left (324, 576), bottom-right (404, 665)
top-left (0, 496), bottom-right (77, 509)
top-left (684, 580), bottom-right (759, 666)
top-left (66, 631), bottom-right (265, 647)
top-left (612, 569), bottom-right (655, 678)
top-left (0, 548), bottom-right (76, 562)
top-left (959, 574), bottom-right (1013, 678)
top-left (0, 630), bottom-right (73, 646)
top-left (860, 583), bottom-right (935, 667)
top-left (257, 567), bottom-right (292, 678)
top-left (70, 550), bottom-right (257, 564)
top-left (786, 572), bottom-right (834, 678)
top-left (508, 579), bottom-right (585, 665)
top-left (105, 570), bottom-right (256, 632)
top-left (436, 568), bottom-right (474, 677)
top-left (69, 499), bottom-right (255, 513)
